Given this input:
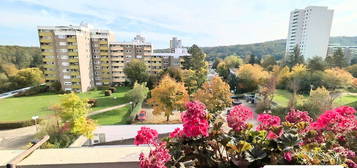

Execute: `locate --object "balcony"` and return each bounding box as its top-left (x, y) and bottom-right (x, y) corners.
top-left (44, 70), bottom-right (56, 75)
top-left (110, 52), bottom-right (124, 56)
top-left (71, 78), bottom-right (81, 82)
top-left (67, 38), bottom-right (77, 42)
top-left (39, 38), bottom-right (52, 43)
top-left (143, 52), bottom-right (151, 56)
top-left (101, 74), bottom-right (111, 78)
top-left (100, 52), bottom-right (109, 56)
top-left (70, 71), bottom-right (80, 75)
top-left (43, 64), bottom-right (56, 68)
top-left (68, 52), bottom-right (78, 56)
top-left (101, 63), bottom-right (110, 67)
top-left (41, 51), bottom-right (54, 56)
top-left (69, 59), bottom-right (79, 63)
top-left (99, 41), bottom-right (108, 44)
top-left (100, 57), bottom-right (109, 61)
top-left (102, 79), bottom-right (111, 83)
top-left (40, 45), bottom-right (53, 49)
top-left (67, 45), bottom-right (77, 49)
top-left (101, 69), bottom-right (110, 73)
top-left (42, 57), bottom-right (55, 62)
top-left (111, 57), bottom-right (124, 61)
top-left (72, 84), bottom-right (81, 89)
top-left (45, 76), bottom-right (57, 80)
top-left (99, 46), bottom-right (109, 50)
top-left (39, 32), bottom-right (52, 36)
top-left (69, 65), bottom-right (79, 69)
top-left (112, 63), bottom-right (124, 66)
top-left (144, 47), bottom-right (151, 50)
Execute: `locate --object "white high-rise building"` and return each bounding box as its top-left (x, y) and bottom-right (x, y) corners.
top-left (285, 6), bottom-right (334, 59)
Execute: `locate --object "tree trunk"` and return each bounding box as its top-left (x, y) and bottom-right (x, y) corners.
top-left (166, 115), bottom-right (170, 122)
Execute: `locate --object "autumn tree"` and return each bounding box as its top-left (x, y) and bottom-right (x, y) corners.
top-left (261, 55), bottom-right (276, 70)
top-left (302, 87), bottom-right (334, 118)
top-left (212, 58), bottom-right (223, 69)
top-left (125, 82), bottom-right (149, 106)
top-left (193, 76), bottom-right (232, 114)
top-left (160, 66), bottom-right (183, 82)
top-left (10, 68), bottom-right (44, 88)
top-left (287, 64), bottom-right (308, 108)
top-left (123, 59), bottom-right (149, 84)
top-left (148, 75), bottom-right (189, 121)
top-left (323, 68), bottom-right (353, 90)
top-left (1, 63), bottom-right (18, 77)
top-left (236, 64), bottom-right (269, 93)
top-left (345, 64), bottom-right (357, 77)
top-left (258, 66), bottom-right (281, 111)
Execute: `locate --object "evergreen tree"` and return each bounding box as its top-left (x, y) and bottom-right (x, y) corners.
top-left (286, 45), bottom-right (304, 68)
top-left (249, 54), bottom-right (256, 64)
top-left (332, 48), bottom-right (348, 68)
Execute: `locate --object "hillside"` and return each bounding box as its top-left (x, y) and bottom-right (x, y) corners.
top-left (155, 36), bottom-right (357, 61)
top-left (0, 45), bottom-right (41, 69)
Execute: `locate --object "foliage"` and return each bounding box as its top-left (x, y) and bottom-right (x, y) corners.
top-left (258, 66), bottom-right (281, 111)
top-left (302, 87), bottom-right (334, 118)
top-left (326, 48), bottom-right (348, 68)
top-left (123, 59), bottom-right (149, 84)
top-left (184, 44), bottom-right (208, 72)
top-left (261, 55), bottom-right (276, 70)
top-left (136, 103), bottom-right (357, 168)
top-left (224, 55), bottom-right (243, 68)
top-left (125, 82), bottom-right (149, 106)
top-left (160, 66), bottom-right (183, 82)
top-left (181, 69), bottom-right (200, 94)
top-left (346, 64), bottom-right (357, 78)
top-left (307, 56), bottom-right (327, 71)
top-left (104, 90), bottom-right (112, 96)
top-left (285, 45), bottom-right (304, 68)
top-left (193, 76), bottom-right (232, 114)
top-left (0, 45), bottom-right (41, 69)
top-left (236, 64), bottom-right (269, 93)
top-left (1, 63), bottom-right (18, 77)
top-left (324, 68), bottom-right (353, 90)
top-left (108, 87), bottom-right (117, 93)
top-left (212, 58), bottom-right (223, 69)
top-left (147, 75), bottom-right (189, 121)
top-left (9, 68), bottom-right (44, 89)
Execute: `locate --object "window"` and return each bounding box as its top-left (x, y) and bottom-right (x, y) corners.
top-left (62, 62), bottom-right (69, 66)
top-left (64, 75), bottom-right (71, 79)
top-left (61, 55), bottom-right (68, 59)
top-left (57, 35), bottom-right (66, 39)
top-left (57, 49), bottom-right (68, 52)
top-left (64, 82), bottom-right (72, 85)
top-left (62, 69), bottom-right (69, 73)
top-left (59, 42), bottom-right (67, 46)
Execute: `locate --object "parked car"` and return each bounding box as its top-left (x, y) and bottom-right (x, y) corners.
top-left (138, 110), bottom-right (147, 121)
top-left (232, 99), bottom-right (242, 105)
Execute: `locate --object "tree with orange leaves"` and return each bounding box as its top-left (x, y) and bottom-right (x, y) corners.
top-left (193, 76), bottom-right (232, 114)
top-left (148, 75), bottom-right (189, 121)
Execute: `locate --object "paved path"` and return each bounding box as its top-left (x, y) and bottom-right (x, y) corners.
top-left (0, 125), bottom-right (37, 150)
top-left (88, 103), bottom-right (130, 116)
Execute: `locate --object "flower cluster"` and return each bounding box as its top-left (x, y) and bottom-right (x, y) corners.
top-left (310, 106), bottom-right (357, 133)
top-left (227, 105), bottom-right (253, 132)
top-left (169, 128), bottom-right (183, 138)
top-left (181, 101), bottom-right (209, 137)
top-left (257, 114), bottom-right (282, 139)
top-left (134, 127), bottom-right (159, 145)
top-left (139, 142), bottom-right (171, 168)
top-left (285, 109), bottom-right (313, 124)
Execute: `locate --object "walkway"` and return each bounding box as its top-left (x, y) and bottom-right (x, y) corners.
top-left (0, 125), bottom-right (37, 150)
top-left (88, 103), bottom-right (130, 116)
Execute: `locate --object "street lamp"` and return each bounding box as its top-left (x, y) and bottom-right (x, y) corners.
top-left (129, 101), bottom-right (133, 112)
top-left (32, 116), bottom-right (39, 132)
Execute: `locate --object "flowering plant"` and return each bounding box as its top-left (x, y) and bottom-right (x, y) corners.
top-left (135, 103), bottom-right (357, 168)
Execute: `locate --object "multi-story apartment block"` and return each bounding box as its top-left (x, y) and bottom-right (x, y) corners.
top-left (38, 24), bottom-right (190, 92)
top-left (109, 35), bottom-right (153, 83)
top-left (285, 6), bottom-right (334, 59)
top-left (38, 25), bottom-right (94, 92)
top-left (327, 45), bottom-right (357, 64)
top-left (90, 29), bottom-right (115, 86)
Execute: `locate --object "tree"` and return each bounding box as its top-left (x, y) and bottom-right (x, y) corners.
top-left (248, 54), bottom-right (257, 64)
top-left (345, 64), bottom-right (357, 77)
top-left (193, 76), bottom-right (232, 114)
top-left (184, 44), bottom-right (208, 72)
top-left (330, 48), bottom-right (348, 68)
top-left (123, 59), bottom-right (149, 84)
top-left (236, 64), bottom-right (269, 93)
top-left (58, 93), bottom-right (96, 138)
top-left (285, 45), bottom-right (304, 68)
top-left (258, 66), bottom-right (281, 111)
top-left (160, 67), bottom-right (183, 82)
top-left (216, 62), bottom-right (230, 80)
top-left (212, 58), bottom-right (223, 69)
top-left (148, 75), bottom-right (189, 121)
top-left (303, 87), bottom-right (334, 118)
top-left (224, 55), bottom-right (243, 68)
top-left (1, 63), bottom-right (18, 77)
top-left (261, 55), bottom-right (276, 70)
top-left (182, 69), bottom-right (199, 94)
top-left (323, 68), bottom-right (353, 90)
top-left (125, 82), bottom-right (149, 106)
top-left (307, 56), bottom-right (327, 71)
top-left (10, 68), bottom-right (44, 88)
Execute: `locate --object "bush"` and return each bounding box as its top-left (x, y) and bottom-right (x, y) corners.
top-left (97, 86), bottom-right (110, 90)
top-left (104, 90), bottom-right (112, 96)
top-left (14, 85), bottom-right (48, 97)
top-left (108, 87), bottom-right (117, 93)
top-left (0, 119), bottom-right (42, 130)
top-left (87, 99), bottom-right (97, 107)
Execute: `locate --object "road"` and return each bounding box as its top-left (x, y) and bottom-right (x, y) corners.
top-left (0, 83), bottom-right (46, 99)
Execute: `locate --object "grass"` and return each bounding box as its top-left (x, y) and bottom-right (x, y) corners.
top-left (90, 105), bottom-right (130, 125)
top-left (334, 94), bottom-right (357, 106)
top-left (0, 87), bottom-right (130, 122)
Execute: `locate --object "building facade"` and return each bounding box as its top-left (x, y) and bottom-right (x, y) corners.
top-left (285, 6), bottom-right (334, 59)
top-left (38, 25), bottom-right (190, 92)
top-left (327, 45), bottom-right (357, 64)
top-left (38, 25), bottom-right (94, 92)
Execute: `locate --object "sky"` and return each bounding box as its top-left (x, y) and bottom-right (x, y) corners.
top-left (0, 0), bottom-right (356, 49)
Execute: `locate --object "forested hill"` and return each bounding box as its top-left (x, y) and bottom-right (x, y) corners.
top-left (0, 45), bottom-right (41, 69)
top-left (155, 36), bottom-right (357, 61)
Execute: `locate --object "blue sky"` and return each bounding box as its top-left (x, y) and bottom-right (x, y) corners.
top-left (0, 0), bottom-right (356, 48)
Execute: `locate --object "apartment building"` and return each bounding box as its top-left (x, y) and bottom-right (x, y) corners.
top-left (170, 37), bottom-right (182, 53)
top-left (109, 35), bottom-right (153, 83)
top-left (38, 24), bottom-right (94, 92)
top-left (90, 29), bottom-right (115, 86)
top-left (285, 6), bottom-right (334, 59)
top-left (327, 45), bottom-right (357, 64)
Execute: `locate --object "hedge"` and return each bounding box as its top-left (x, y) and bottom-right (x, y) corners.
top-left (0, 119), bottom-right (42, 130)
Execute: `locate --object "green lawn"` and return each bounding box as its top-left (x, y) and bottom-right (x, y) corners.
top-left (0, 87), bottom-right (130, 122)
top-left (90, 105), bottom-right (130, 125)
top-left (334, 94), bottom-right (357, 106)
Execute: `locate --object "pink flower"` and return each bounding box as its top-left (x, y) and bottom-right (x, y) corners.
top-left (139, 142), bottom-right (171, 168)
top-left (310, 106), bottom-right (357, 133)
top-left (256, 114), bottom-right (281, 131)
top-left (284, 151), bottom-right (292, 162)
top-left (227, 105), bottom-right (254, 132)
top-left (266, 128), bottom-right (283, 140)
top-left (346, 160), bottom-right (357, 168)
top-left (134, 127), bottom-right (159, 145)
top-left (285, 109), bottom-right (312, 124)
top-left (169, 128), bottom-right (183, 138)
top-left (181, 101), bottom-right (209, 137)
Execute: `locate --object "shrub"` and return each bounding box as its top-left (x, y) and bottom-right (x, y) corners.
top-left (14, 85), bottom-right (48, 97)
top-left (108, 87), bottom-right (117, 93)
top-left (134, 102), bottom-right (357, 168)
top-left (104, 90), bottom-right (112, 96)
top-left (87, 99), bottom-right (97, 107)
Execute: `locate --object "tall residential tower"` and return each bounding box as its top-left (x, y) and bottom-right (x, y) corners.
top-left (285, 6), bottom-right (333, 59)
